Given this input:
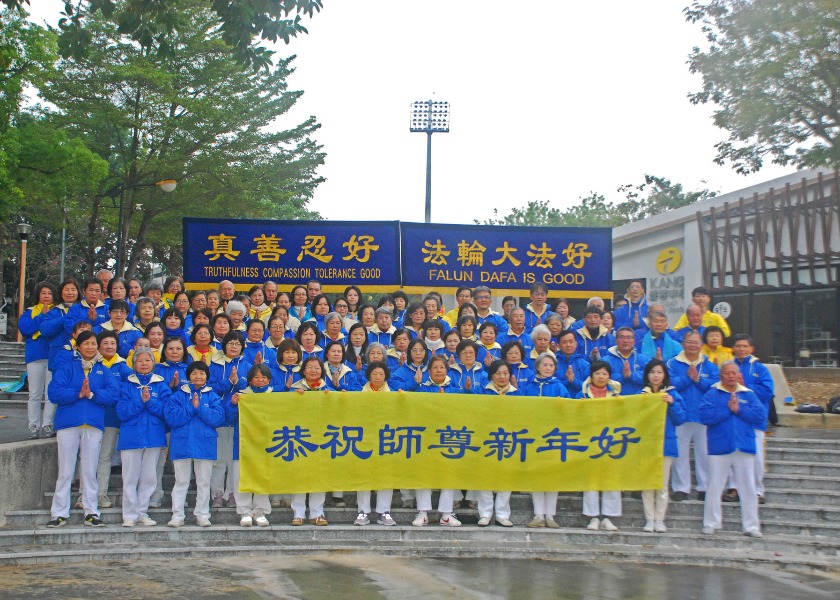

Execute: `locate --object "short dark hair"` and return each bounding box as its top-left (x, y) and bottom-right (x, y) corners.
top-left (589, 360), bottom-right (611, 376)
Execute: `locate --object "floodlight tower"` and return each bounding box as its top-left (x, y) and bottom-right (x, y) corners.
top-left (410, 100), bottom-right (450, 223)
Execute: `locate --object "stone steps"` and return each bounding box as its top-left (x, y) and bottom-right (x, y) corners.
top-left (765, 448), bottom-right (838, 463)
top-left (766, 460), bottom-right (840, 477)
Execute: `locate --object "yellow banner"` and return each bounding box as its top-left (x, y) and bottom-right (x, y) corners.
top-left (238, 392), bottom-right (665, 494)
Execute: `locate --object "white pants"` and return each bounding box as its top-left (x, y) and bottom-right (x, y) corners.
top-left (726, 430), bottom-right (766, 496)
top-left (96, 427), bottom-right (119, 497)
top-left (531, 492), bottom-right (559, 517)
top-left (357, 489), bottom-right (394, 515)
top-left (231, 461), bottom-right (271, 517)
top-left (150, 433), bottom-right (170, 502)
top-left (121, 447), bottom-right (161, 521)
top-left (51, 426), bottom-right (103, 518)
top-left (477, 491), bottom-right (511, 519)
top-left (672, 422), bottom-right (708, 493)
top-left (27, 360), bottom-right (55, 429)
top-left (415, 489), bottom-right (455, 513)
top-left (582, 491), bottom-right (622, 517)
top-left (210, 426), bottom-right (234, 495)
top-left (704, 451), bottom-right (760, 533)
top-left (172, 458), bottom-right (213, 521)
top-left (642, 456), bottom-right (673, 522)
top-left (291, 492), bottom-right (326, 519)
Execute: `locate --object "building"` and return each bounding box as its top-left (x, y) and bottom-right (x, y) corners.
top-left (612, 169), bottom-right (840, 366)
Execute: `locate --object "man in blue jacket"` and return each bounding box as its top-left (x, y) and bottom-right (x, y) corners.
top-left (699, 361), bottom-right (765, 538)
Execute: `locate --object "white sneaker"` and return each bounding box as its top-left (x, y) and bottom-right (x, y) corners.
top-left (167, 518), bottom-right (184, 528)
top-left (495, 517), bottom-right (513, 527)
top-left (137, 515), bottom-right (157, 526)
top-left (255, 515), bottom-right (270, 527)
top-left (586, 517), bottom-right (600, 531)
top-left (240, 515), bottom-right (253, 527)
top-left (601, 518), bottom-right (618, 531)
top-left (439, 514), bottom-right (461, 527)
top-left (477, 517), bottom-right (492, 527)
top-left (527, 516), bottom-right (546, 528)
top-left (354, 512), bottom-right (370, 526)
top-left (643, 520), bottom-right (654, 533)
top-left (196, 517), bottom-right (212, 527)
top-left (545, 516), bottom-right (560, 529)
top-left (744, 529), bottom-right (763, 538)
top-left (122, 519), bottom-right (136, 527)
top-left (377, 513), bottom-right (397, 526)
top-left (701, 526), bottom-right (715, 535)
top-left (98, 495), bottom-right (113, 508)
top-left (654, 521), bottom-right (667, 533)
top-left (411, 512), bottom-right (428, 527)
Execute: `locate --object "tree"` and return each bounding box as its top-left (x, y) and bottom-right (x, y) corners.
top-left (685, 1), bottom-right (840, 174)
top-left (33, 1), bottom-right (324, 279)
top-left (480, 175), bottom-right (715, 227)
top-left (2, 0), bottom-right (323, 70)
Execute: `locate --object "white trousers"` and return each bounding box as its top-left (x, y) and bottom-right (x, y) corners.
top-left (27, 360), bottom-right (55, 429)
top-left (477, 491), bottom-right (512, 519)
top-left (172, 458), bottom-right (213, 521)
top-left (231, 461), bottom-right (271, 517)
top-left (642, 456), bottom-right (673, 522)
top-left (210, 426), bottom-right (234, 495)
top-left (96, 427), bottom-right (119, 497)
top-left (291, 492), bottom-right (326, 519)
top-left (356, 489), bottom-right (394, 515)
top-left (704, 451), bottom-right (760, 532)
top-left (726, 430), bottom-right (766, 496)
top-left (51, 426), bottom-right (102, 518)
top-left (531, 492), bottom-right (559, 517)
top-left (672, 422), bottom-right (708, 493)
top-left (415, 489), bottom-right (455, 513)
top-left (121, 447), bottom-right (161, 521)
top-left (582, 491), bottom-right (622, 517)
top-left (151, 433), bottom-right (170, 502)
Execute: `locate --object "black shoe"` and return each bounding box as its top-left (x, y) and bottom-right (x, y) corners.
top-left (722, 489), bottom-right (739, 503)
top-left (331, 498), bottom-right (346, 508)
top-left (671, 491), bottom-right (689, 502)
top-left (696, 491), bottom-right (706, 501)
top-left (758, 495), bottom-right (766, 505)
top-left (46, 517), bottom-right (67, 528)
top-left (84, 514), bottom-right (105, 527)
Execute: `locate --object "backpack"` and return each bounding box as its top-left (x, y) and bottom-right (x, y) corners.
top-left (795, 403), bottom-right (825, 414)
top-left (827, 396), bottom-right (840, 415)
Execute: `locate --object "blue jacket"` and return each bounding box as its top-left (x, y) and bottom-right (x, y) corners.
top-left (507, 362), bottom-right (535, 389)
top-left (574, 326), bottom-right (615, 360)
top-left (64, 300), bottom-right (109, 337)
top-left (40, 304), bottom-right (74, 370)
top-left (165, 383), bottom-right (226, 460)
top-left (94, 321), bottom-right (142, 358)
top-left (154, 359), bottom-right (189, 391)
top-left (666, 352), bottom-right (720, 423)
top-left (48, 353), bottom-right (119, 432)
top-left (481, 382), bottom-right (520, 395)
top-left (673, 325), bottom-right (706, 343)
top-left (269, 362), bottom-right (302, 390)
top-left (208, 354), bottom-right (250, 406)
top-left (447, 362), bottom-right (488, 392)
top-left (243, 340), bottom-right (277, 367)
top-left (116, 373), bottom-right (169, 450)
top-left (602, 346), bottom-right (650, 395)
top-left (104, 298), bottom-right (136, 322)
top-left (224, 384), bottom-right (274, 460)
top-left (416, 377), bottom-right (462, 394)
top-left (475, 311), bottom-right (509, 336)
top-left (553, 353), bottom-right (590, 396)
top-left (699, 383), bottom-right (766, 455)
top-left (367, 326), bottom-right (395, 347)
top-left (523, 303), bottom-right (554, 334)
top-left (521, 375), bottom-right (569, 398)
top-left (476, 343), bottom-right (502, 366)
top-left (642, 386), bottom-right (686, 457)
top-left (636, 330), bottom-right (682, 361)
top-left (18, 305), bottom-right (51, 363)
top-left (614, 295), bottom-right (648, 331)
top-left (100, 354), bottom-right (133, 428)
top-left (325, 363), bottom-right (362, 391)
top-left (163, 325), bottom-right (190, 348)
top-left (391, 362), bottom-right (430, 391)
top-left (498, 329), bottom-right (534, 356)
top-left (733, 355), bottom-right (774, 431)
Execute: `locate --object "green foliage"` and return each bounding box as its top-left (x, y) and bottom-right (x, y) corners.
top-left (686, 0), bottom-right (840, 173)
top-left (480, 175), bottom-right (715, 228)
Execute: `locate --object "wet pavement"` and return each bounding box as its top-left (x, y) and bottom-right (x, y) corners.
top-left (0, 555), bottom-right (837, 599)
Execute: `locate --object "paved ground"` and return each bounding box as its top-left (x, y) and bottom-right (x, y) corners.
top-left (0, 407), bottom-right (28, 444)
top-left (1, 555), bottom-right (837, 599)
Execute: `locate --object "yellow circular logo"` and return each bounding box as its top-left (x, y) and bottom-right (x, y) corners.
top-left (656, 247), bottom-right (681, 275)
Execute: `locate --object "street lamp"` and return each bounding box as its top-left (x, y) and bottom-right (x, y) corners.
top-left (410, 100), bottom-right (449, 223)
top-left (111, 179), bottom-right (177, 276)
top-left (16, 223), bottom-right (31, 342)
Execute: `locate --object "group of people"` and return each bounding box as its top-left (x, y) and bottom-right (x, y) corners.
top-left (18, 271), bottom-right (773, 538)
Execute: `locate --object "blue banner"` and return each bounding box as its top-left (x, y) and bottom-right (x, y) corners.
top-left (183, 218), bottom-right (401, 291)
top-left (400, 222), bottom-right (612, 297)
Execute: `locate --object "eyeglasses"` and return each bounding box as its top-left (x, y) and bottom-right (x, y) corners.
top-left (474, 295), bottom-right (491, 300)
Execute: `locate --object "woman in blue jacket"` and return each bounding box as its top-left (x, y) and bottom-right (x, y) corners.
top-left (164, 361), bottom-right (225, 528)
top-left (117, 347), bottom-right (170, 527)
top-left (640, 359), bottom-right (686, 534)
top-left (40, 280), bottom-right (81, 374)
top-left (19, 282), bottom-right (58, 439)
top-left (45, 330), bottom-right (119, 528)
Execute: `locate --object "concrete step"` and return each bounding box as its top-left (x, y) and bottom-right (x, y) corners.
top-left (763, 473), bottom-right (839, 491)
top-left (1, 526), bottom-right (839, 573)
top-left (766, 437), bottom-right (840, 451)
top-left (765, 448), bottom-right (838, 463)
top-left (766, 460), bottom-right (840, 477)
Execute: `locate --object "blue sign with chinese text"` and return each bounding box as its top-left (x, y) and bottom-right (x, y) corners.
top-left (400, 222), bottom-right (612, 297)
top-left (183, 218), bottom-right (401, 291)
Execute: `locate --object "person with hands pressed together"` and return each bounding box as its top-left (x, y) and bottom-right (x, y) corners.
top-left (46, 330), bottom-right (119, 529)
top-left (603, 326), bottom-right (650, 395)
top-left (554, 329), bottom-right (590, 397)
top-left (19, 281), bottom-right (57, 439)
top-left (64, 278), bottom-right (109, 339)
top-left (447, 339), bottom-right (488, 392)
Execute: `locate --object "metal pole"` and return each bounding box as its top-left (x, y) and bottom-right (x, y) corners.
top-left (16, 238), bottom-right (27, 342)
top-left (116, 187), bottom-right (125, 276)
top-left (424, 130), bottom-right (433, 223)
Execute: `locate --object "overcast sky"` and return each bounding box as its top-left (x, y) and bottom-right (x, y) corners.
top-left (29, 1), bottom-right (794, 224)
